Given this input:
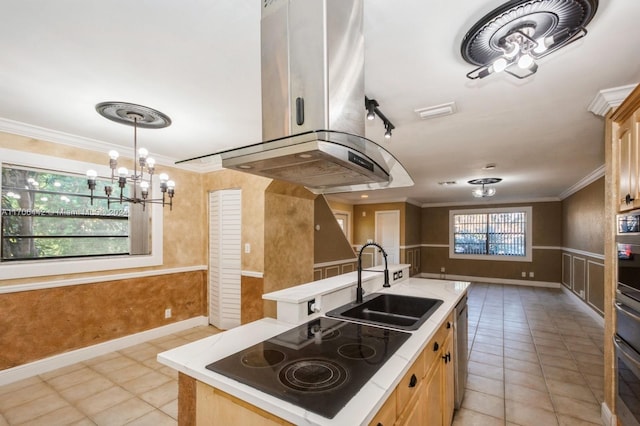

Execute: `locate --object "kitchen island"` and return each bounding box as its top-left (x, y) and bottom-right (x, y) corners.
top-left (158, 276), bottom-right (469, 425)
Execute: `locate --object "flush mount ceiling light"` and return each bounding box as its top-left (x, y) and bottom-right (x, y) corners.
top-left (87, 102), bottom-right (176, 210)
top-left (365, 96), bottom-right (395, 139)
top-left (468, 177), bottom-right (502, 197)
top-left (461, 0), bottom-right (598, 80)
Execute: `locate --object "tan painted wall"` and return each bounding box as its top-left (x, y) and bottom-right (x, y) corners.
top-left (314, 196), bottom-right (355, 263)
top-left (263, 181), bottom-right (315, 318)
top-left (405, 203), bottom-right (422, 246)
top-left (0, 270), bottom-right (205, 369)
top-left (421, 202), bottom-right (562, 283)
top-left (353, 202), bottom-right (407, 245)
top-left (562, 177), bottom-right (605, 254)
top-left (560, 177), bottom-right (605, 315)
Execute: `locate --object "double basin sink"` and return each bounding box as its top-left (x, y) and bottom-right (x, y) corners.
top-left (326, 293), bottom-right (443, 331)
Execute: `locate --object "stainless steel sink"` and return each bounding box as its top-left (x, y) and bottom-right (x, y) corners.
top-left (326, 293), bottom-right (443, 330)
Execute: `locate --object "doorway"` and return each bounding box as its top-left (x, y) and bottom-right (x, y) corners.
top-left (375, 210), bottom-right (400, 265)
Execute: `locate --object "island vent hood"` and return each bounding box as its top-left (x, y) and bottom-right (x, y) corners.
top-left (179, 0), bottom-right (413, 194)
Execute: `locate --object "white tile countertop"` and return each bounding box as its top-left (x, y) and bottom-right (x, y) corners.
top-left (158, 278), bottom-right (469, 426)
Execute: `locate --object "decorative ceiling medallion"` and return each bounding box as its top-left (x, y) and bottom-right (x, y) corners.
top-left (96, 102), bottom-right (171, 129)
top-left (461, 0), bottom-right (598, 79)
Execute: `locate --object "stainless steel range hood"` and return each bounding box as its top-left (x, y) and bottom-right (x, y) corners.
top-left (179, 0), bottom-right (413, 194)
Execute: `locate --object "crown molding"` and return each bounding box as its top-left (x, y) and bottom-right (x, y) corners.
top-left (558, 164), bottom-right (605, 200)
top-left (588, 84), bottom-right (637, 117)
top-left (0, 117), bottom-right (218, 173)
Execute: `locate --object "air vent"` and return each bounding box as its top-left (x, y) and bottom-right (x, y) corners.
top-left (415, 102), bottom-right (457, 120)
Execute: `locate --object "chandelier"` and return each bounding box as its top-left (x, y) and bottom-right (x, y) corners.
top-left (86, 102), bottom-right (175, 210)
top-left (469, 178), bottom-right (502, 198)
top-left (461, 0), bottom-right (598, 80)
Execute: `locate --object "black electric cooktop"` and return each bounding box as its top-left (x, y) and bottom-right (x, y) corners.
top-left (205, 317), bottom-right (410, 419)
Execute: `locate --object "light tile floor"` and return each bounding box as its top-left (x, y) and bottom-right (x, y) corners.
top-left (0, 326), bottom-right (220, 425)
top-left (453, 283), bottom-right (605, 426)
top-left (0, 283), bottom-right (605, 425)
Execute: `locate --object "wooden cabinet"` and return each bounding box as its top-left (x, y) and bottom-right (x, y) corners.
top-left (189, 311), bottom-right (460, 426)
top-left (388, 313), bottom-right (455, 426)
top-left (616, 110), bottom-right (640, 211)
top-left (442, 333), bottom-right (455, 426)
top-left (613, 84), bottom-right (640, 212)
top-left (368, 389), bottom-right (397, 426)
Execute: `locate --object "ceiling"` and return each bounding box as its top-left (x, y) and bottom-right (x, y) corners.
top-left (1, 0), bottom-right (638, 206)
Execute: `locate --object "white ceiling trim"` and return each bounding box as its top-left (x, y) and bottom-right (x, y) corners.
top-left (421, 196), bottom-right (561, 208)
top-left (0, 117), bottom-right (208, 172)
top-left (588, 84), bottom-right (638, 117)
top-left (558, 164), bottom-right (605, 200)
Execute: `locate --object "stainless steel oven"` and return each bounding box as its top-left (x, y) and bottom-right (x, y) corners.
top-left (616, 234), bottom-right (640, 426)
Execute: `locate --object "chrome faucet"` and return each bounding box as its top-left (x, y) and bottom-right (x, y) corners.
top-left (356, 242), bottom-right (390, 303)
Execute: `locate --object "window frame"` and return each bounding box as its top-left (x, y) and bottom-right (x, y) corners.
top-left (0, 148), bottom-right (163, 280)
top-left (449, 206), bottom-right (532, 262)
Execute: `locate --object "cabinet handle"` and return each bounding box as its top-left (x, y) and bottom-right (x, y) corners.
top-left (625, 193), bottom-right (635, 205)
top-left (408, 374), bottom-right (418, 388)
top-left (442, 352), bottom-right (451, 363)
top-left (377, 423), bottom-right (383, 426)
top-left (447, 321), bottom-right (451, 329)
top-left (433, 342), bottom-right (439, 351)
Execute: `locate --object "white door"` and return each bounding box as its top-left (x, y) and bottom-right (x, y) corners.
top-left (209, 189), bottom-right (241, 330)
top-left (375, 210), bottom-right (400, 265)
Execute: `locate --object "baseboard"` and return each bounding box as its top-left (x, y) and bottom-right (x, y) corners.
top-left (419, 273), bottom-right (561, 288)
top-left (602, 402), bottom-right (616, 426)
top-left (561, 285), bottom-right (605, 326)
top-left (0, 315), bottom-right (209, 386)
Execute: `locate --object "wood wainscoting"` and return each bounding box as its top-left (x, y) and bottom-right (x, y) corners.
top-left (561, 250), bottom-right (604, 315)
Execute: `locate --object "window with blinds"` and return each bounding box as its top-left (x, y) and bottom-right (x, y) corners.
top-left (449, 207), bottom-right (532, 262)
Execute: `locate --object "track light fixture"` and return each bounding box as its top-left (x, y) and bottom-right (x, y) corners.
top-left (365, 96), bottom-right (395, 140)
top-left (366, 98), bottom-right (378, 120)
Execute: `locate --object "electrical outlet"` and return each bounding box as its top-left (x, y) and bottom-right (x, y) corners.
top-left (440, 267), bottom-right (445, 273)
top-left (164, 308), bottom-right (172, 319)
top-left (579, 289), bottom-right (585, 298)
top-left (307, 299), bottom-right (316, 315)
top-left (244, 243), bottom-right (251, 254)
top-left (521, 272), bottom-right (526, 278)
top-left (393, 271), bottom-right (399, 280)
top-left (529, 271), bottom-right (534, 278)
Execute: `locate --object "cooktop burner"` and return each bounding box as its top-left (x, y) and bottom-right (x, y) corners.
top-left (279, 358), bottom-right (347, 392)
top-left (338, 343), bottom-right (376, 360)
top-left (206, 317), bottom-right (410, 419)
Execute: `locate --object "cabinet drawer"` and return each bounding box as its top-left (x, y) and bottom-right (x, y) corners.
top-left (396, 351), bottom-right (425, 410)
top-left (424, 313), bottom-right (453, 368)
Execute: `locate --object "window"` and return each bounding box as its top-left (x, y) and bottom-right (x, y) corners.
top-left (0, 148), bottom-right (163, 280)
top-left (1, 165), bottom-right (135, 260)
top-left (449, 206), bottom-right (532, 262)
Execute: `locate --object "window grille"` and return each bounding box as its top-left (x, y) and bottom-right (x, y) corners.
top-left (452, 210), bottom-right (527, 258)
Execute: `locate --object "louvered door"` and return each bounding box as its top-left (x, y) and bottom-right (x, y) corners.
top-left (209, 190), bottom-right (241, 329)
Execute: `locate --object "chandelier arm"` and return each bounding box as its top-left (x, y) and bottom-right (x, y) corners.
top-left (532, 27), bottom-right (588, 60)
